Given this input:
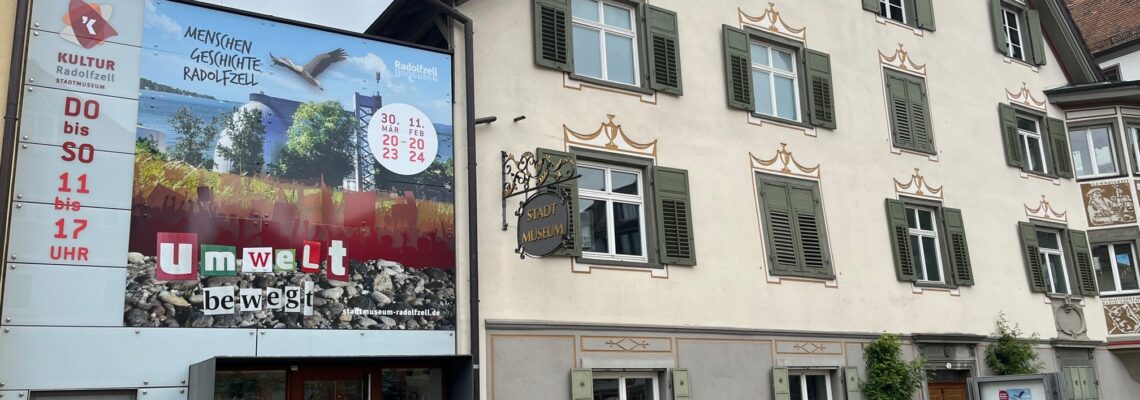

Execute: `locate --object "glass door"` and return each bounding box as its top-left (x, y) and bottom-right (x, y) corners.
top-left (289, 368), bottom-right (369, 400)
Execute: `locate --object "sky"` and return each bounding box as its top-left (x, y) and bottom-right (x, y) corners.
top-left (142, 0), bottom-right (452, 124)
top-left (194, 0), bottom-right (394, 32)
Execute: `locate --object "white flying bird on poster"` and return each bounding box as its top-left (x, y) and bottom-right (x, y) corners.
top-left (269, 48), bottom-right (348, 90)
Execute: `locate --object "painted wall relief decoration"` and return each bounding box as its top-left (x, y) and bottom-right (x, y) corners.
top-left (564, 114), bottom-right (657, 159)
top-left (739, 3), bottom-right (806, 43)
top-left (879, 43), bottom-right (926, 76)
top-left (1081, 179), bottom-right (1136, 227)
top-left (1006, 82), bottom-right (1048, 112)
top-left (1103, 295), bottom-right (1140, 335)
top-left (1025, 195), bottom-right (1067, 223)
top-left (894, 168), bottom-right (942, 200)
top-left (750, 143), bottom-right (820, 180)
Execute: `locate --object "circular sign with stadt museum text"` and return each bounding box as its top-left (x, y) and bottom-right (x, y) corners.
top-left (367, 103), bottom-right (438, 175)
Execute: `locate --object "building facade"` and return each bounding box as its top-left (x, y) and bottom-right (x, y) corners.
top-left (386, 0), bottom-right (1140, 398)
top-left (0, 0), bottom-right (473, 399)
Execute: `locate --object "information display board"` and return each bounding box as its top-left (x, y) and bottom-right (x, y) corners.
top-left (5, 0), bottom-right (456, 331)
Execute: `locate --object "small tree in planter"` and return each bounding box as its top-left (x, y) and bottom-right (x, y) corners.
top-left (985, 313), bottom-right (1043, 375)
top-left (863, 334), bottom-right (926, 400)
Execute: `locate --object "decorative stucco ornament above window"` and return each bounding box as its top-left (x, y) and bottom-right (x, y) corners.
top-left (1024, 195), bottom-right (1068, 223)
top-left (750, 143), bottom-right (820, 180)
top-left (564, 114), bottom-right (658, 159)
top-left (879, 43), bottom-right (927, 76)
top-left (894, 168), bottom-right (942, 200)
top-left (738, 3), bottom-right (806, 43)
top-left (1006, 82), bottom-right (1048, 112)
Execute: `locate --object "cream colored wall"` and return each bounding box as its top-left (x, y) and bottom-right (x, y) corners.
top-left (1100, 50), bottom-right (1140, 81)
top-left (462, 0), bottom-right (1097, 343)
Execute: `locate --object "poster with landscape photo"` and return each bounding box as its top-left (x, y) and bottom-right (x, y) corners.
top-left (124, 0), bottom-right (455, 330)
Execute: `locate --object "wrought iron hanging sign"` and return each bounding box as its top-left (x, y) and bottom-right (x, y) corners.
top-left (502, 151), bottom-right (579, 258)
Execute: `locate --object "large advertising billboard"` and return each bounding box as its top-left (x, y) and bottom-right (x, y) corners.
top-left (8, 0), bottom-right (455, 331)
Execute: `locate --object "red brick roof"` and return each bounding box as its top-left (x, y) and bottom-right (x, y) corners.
top-left (1064, 0), bottom-right (1140, 54)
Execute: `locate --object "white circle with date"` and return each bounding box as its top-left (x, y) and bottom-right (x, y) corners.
top-left (367, 103), bottom-right (438, 176)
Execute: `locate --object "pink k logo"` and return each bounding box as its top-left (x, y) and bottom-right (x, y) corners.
top-left (62, 0), bottom-right (118, 49)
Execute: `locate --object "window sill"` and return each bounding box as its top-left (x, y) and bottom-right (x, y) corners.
top-left (892, 143), bottom-right (937, 157)
top-left (1019, 170), bottom-right (1062, 185)
top-left (874, 15), bottom-right (925, 36)
top-left (913, 280), bottom-right (957, 290)
top-left (575, 256), bottom-right (663, 270)
top-left (750, 112), bottom-right (812, 130)
top-left (1076, 173), bottom-right (1125, 182)
top-left (1002, 56), bottom-right (1041, 72)
top-left (569, 73), bottom-right (654, 96)
top-left (769, 270), bottom-right (835, 281)
top-left (1101, 290), bottom-right (1140, 298)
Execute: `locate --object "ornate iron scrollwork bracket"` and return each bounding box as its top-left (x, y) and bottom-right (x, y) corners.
top-left (502, 150), bottom-right (579, 231)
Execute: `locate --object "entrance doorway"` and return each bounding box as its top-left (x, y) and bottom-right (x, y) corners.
top-left (926, 370), bottom-right (969, 400)
top-left (216, 367), bottom-right (445, 400)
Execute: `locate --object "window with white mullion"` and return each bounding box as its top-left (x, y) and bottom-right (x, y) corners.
top-left (750, 43), bottom-right (800, 122)
top-left (1094, 243), bottom-right (1140, 295)
top-left (879, 0), bottom-right (906, 24)
top-left (592, 372), bottom-right (660, 400)
top-left (1003, 8), bottom-right (1024, 60)
top-left (789, 370), bottom-right (834, 400)
top-left (907, 207), bottom-right (944, 283)
top-left (1037, 230), bottom-right (1071, 294)
top-left (571, 0), bottom-right (639, 86)
top-left (1069, 126), bottom-right (1118, 178)
top-left (579, 163), bottom-right (647, 263)
top-left (1017, 116), bottom-right (1048, 174)
top-left (1130, 126), bottom-right (1140, 173)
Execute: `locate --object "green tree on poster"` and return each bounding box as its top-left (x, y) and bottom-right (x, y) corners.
top-left (272, 101), bottom-right (356, 187)
top-left (217, 107), bottom-right (267, 175)
top-left (168, 106), bottom-right (220, 169)
top-left (135, 136), bottom-right (167, 161)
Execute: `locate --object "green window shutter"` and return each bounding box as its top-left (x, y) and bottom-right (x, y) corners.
top-left (1086, 366), bottom-right (1100, 399)
top-left (862, 0), bottom-right (880, 13)
top-left (804, 49), bottom-right (837, 129)
top-left (1064, 366), bottom-right (1080, 400)
top-left (1018, 222), bottom-right (1047, 292)
top-left (671, 369), bottom-right (691, 400)
top-left (915, 0), bottom-right (937, 31)
top-left (942, 208), bottom-right (975, 286)
top-left (760, 180), bottom-right (800, 273)
top-left (789, 183), bottom-right (831, 276)
top-left (991, 0), bottom-right (1009, 55)
top-left (646, 6), bottom-right (683, 95)
top-left (886, 74), bottom-right (914, 149)
top-left (1048, 118), bottom-right (1074, 178)
top-left (772, 367), bottom-right (791, 400)
top-left (533, 0), bottom-right (572, 71)
top-left (571, 368), bottom-right (593, 400)
top-left (536, 148), bottom-right (581, 257)
top-left (722, 25), bottom-right (753, 111)
top-left (999, 104), bottom-right (1024, 168)
top-left (1068, 229), bottom-right (1099, 296)
top-left (844, 367), bottom-right (863, 400)
top-left (1027, 9), bottom-right (1047, 66)
top-left (885, 199), bottom-right (917, 282)
top-left (654, 166), bottom-right (696, 266)
top-left (906, 78), bottom-right (934, 153)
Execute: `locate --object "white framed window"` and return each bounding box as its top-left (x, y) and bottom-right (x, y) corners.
top-left (1129, 125), bottom-right (1140, 173)
top-left (907, 206), bottom-right (944, 283)
top-left (1017, 115), bottom-right (1048, 174)
top-left (578, 162), bottom-right (648, 263)
top-left (750, 42), bottom-right (800, 122)
top-left (1037, 230), bottom-right (1072, 294)
top-left (1094, 243), bottom-right (1139, 295)
top-left (571, 0), bottom-right (639, 86)
top-left (592, 372), bottom-right (659, 400)
top-left (879, 0), bottom-right (906, 24)
top-left (1069, 126), bottom-right (1118, 178)
top-left (1003, 8), bottom-right (1025, 60)
top-left (789, 370), bottom-right (834, 400)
